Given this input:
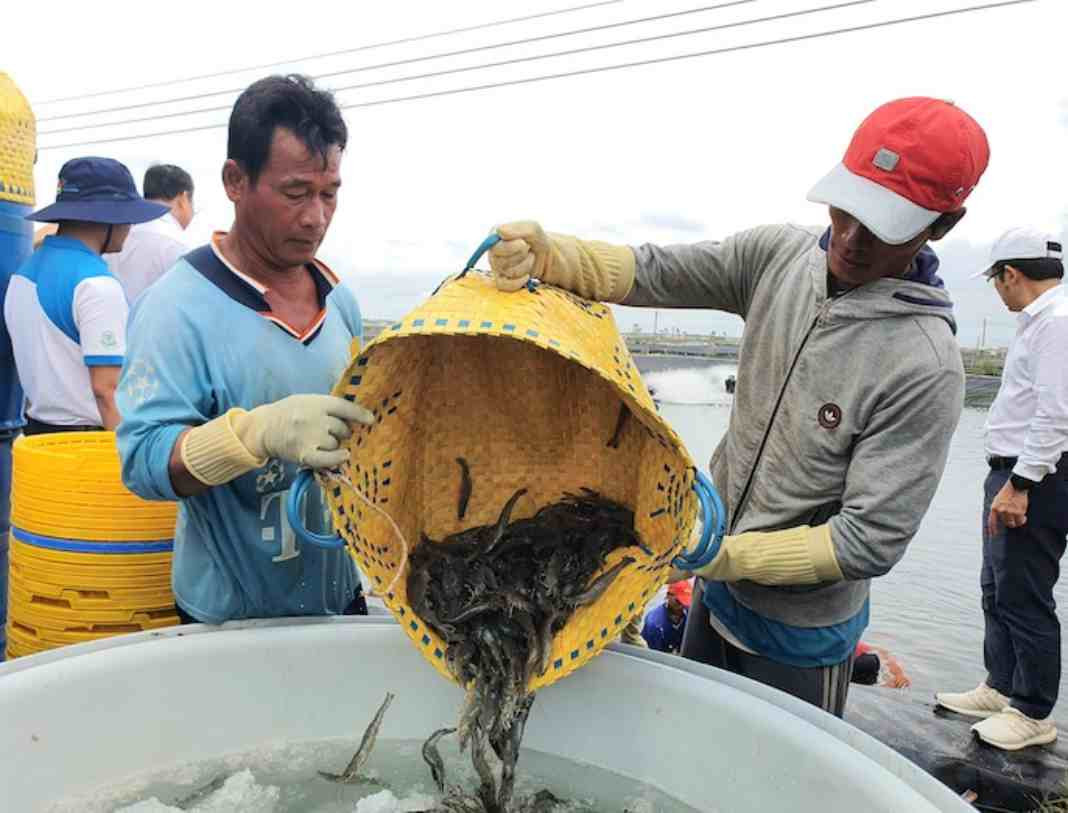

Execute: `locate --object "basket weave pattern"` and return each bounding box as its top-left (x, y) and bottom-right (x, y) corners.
top-left (324, 273), bottom-right (698, 690)
top-left (0, 73), bottom-right (35, 205)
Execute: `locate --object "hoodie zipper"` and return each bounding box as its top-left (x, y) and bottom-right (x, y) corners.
top-left (728, 297), bottom-right (835, 534)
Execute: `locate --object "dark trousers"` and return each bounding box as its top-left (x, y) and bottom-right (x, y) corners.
top-left (982, 468), bottom-right (1068, 719)
top-left (681, 579), bottom-right (854, 717)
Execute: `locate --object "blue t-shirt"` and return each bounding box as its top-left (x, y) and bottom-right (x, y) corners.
top-left (641, 604), bottom-right (686, 654)
top-left (116, 239), bottom-right (362, 623)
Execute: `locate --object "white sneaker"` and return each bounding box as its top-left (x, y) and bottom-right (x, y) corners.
top-left (972, 707), bottom-right (1057, 751)
top-left (934, 682), bottom-right (1010, 719)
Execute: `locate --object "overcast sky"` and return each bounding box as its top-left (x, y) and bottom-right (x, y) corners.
top-left (6, 0), bottom-right (1065, 347)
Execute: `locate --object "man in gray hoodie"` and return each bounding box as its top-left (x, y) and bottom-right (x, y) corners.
top-left (487, 97), bottom-right (989, 716)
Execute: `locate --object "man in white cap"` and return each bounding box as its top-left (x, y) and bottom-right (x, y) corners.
top-left (936, 228), bottom-right (1067, 750)
top-left (486, 97), bottom-right (989, 716)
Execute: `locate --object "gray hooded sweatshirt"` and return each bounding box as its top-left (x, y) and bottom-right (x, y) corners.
top-left (626, 224), bottom-right (964, 629)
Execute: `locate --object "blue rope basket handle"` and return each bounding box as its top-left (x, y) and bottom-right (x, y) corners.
top-left (459, 232), bottom-right (500, 275)
top-left (672, 470), bottom-right (727, 570)
top-left (287, 470), bottom-right (345, 550)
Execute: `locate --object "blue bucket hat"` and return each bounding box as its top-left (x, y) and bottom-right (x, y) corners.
top-left (26, 157), bottom-right (169, 225)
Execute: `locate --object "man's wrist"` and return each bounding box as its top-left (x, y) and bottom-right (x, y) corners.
top-left (1009, 473), bottom-right (1039, 492)
top-left (180, 409), bottom-right (266, 486)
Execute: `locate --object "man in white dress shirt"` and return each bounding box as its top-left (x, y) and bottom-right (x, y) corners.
top-left (937, 227), bottom-right (1067, 750)
top-left (106, 164), bottom-right (194, 302)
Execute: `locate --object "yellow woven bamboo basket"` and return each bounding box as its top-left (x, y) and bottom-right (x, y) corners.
top-left (291, 247), bottom-right (712, 693)
top-left (0, 72), bottom-right (34, 206)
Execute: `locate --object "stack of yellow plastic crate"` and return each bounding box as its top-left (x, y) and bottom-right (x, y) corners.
top-left (6, 432), bottom-right (179, 658)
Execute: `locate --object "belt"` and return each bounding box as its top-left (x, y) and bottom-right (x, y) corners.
top-left (988, 456), bottom-right (1018, 471)
top-left (23, 418), bottom-right (103, 437)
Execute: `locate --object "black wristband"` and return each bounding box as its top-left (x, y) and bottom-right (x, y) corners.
top-left (1010, 473), bottom-right (1038, 491)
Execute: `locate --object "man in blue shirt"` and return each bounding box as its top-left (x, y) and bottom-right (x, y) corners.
top-left (117, 75), bottom-right (373, 624)
top-left (642, 580), bottom-right (692, 654)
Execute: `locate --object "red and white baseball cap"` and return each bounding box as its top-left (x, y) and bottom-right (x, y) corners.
top-left (808, 97), bottom-right (990, 245)
top-left (667, 579), bottom-right (693, 608)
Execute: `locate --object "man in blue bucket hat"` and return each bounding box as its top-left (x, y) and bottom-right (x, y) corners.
top-left (117, 75), bottom-right (374, 625)
top-left (5, 157), bottom-right (168, 435)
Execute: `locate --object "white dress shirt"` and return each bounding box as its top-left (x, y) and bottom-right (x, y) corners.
top-left (985, 284), bottom-right (1068, 481)
top-left (105, 210), bottom-right (189, 303)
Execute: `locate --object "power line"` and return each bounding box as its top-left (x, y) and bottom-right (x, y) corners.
top-left (34, 0), bottom-right (623, 105)
top-left (39, 0), bottom-right (874, 137)
top-left (38, 0), bottom-right (758, 123)
top-left (38, 0), bottom-right (1036, 152)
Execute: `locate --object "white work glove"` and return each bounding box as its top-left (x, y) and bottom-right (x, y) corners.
top-left (237, 395), bottom-right (373, 468)
top-left (181, 395), bottom-right (373, 487)
top-left (488, 221), bottom-right (553, 292)
top-left (488, 220), bottom-right (635, 303)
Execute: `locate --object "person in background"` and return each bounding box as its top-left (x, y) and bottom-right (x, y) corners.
top-left (936, 228), bottom-right (1067, 751)
top-left (642, 579), bottom-right (693, 654)
top-left (106, 163), bottom-right (194, 303)
top-left (117, 75), bottom-right (374, 625)
top-left (5, 157), bottom-right (167, 435)
top-left (487, 97), bottom-right (988, 717)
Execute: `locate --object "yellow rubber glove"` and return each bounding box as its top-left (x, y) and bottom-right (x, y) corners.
top-left (692, 524), bottom-right (844, 586)
top-left (180, 395), bottom-right (373, 487)
top-left (488, 221), bottom-right (635, 303)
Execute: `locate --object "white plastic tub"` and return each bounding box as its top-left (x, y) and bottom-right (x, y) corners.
top-left (0, 617), bottom-right (967, 811)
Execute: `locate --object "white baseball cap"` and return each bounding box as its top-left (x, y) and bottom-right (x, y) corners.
top-left (975, 227), bottom-right (1064, 278)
